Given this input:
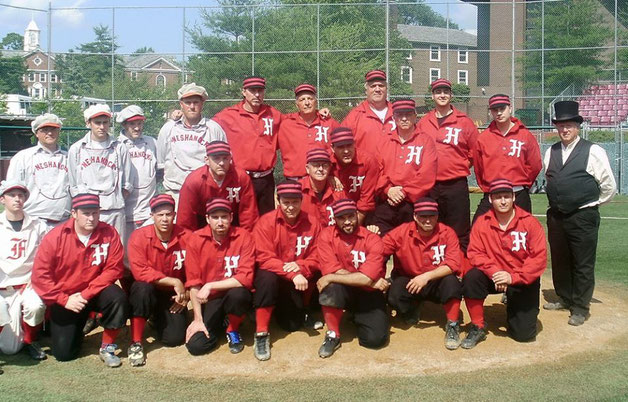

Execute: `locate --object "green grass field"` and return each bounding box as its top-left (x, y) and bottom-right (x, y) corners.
top-left (1, 194), bottom-right (627, 401)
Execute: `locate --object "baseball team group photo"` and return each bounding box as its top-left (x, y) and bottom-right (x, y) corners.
top-left (1, 0), bottom-right (627, 400)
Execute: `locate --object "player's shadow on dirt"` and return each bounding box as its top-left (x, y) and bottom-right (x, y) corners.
top-left (541, 289), bottom-right (602, 305)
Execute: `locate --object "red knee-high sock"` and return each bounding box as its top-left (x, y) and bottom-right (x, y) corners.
top-left (444, 299), bottom-right (462, 322)
top-left (101, 328), bottom-right (121, 346)
top-left (22, 321), bottom-right (41, 345)
top-left (465, 298), bottom-right (485, 328)
top-left (226, 314), bottom-right (244, 332)
top-left (131, 317), bottom-right (146, 344)
top-left (255, 306), bottom-right (274, 333)
top-left (322, 306), bottom-right (343, 336)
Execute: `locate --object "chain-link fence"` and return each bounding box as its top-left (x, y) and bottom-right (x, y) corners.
top-left (1, 0), bottom-right (626, 191)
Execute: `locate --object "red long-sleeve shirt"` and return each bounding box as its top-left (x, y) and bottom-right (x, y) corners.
top-left (317, 226), bottom-right (384, 291)
top-left (341, 100), bottom-right (395, 155)
top-left (383, 222), bottom-right (462, 277)
top-left (212, 101), bottom-right (282, 172)
top-left (299, 176), bottom-right (348, 227)
top-left (278, 112), bottom-right (339, 177)
top-left (184, 226), bottom-right (255, 296)
top-left (376, 128), bottom-right (438, 202)
top-left (177, 165), bottom-right (258, 231)
top-left (331, 149), bottom-right (380, 213)
top-left (417, 107), bottom-right (479, 182)
top-left (32, 219), bottom-right (124, 306)
top-left (473, 117), bottom-right (542, 192)
top-left (467, 206), bottom-right (547, 286)
top-left (253, 209), bottom-right (320, 280)
top-left (128, 224), bottom-right (190, 283)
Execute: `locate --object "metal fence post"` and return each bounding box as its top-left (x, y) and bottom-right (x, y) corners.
top-left (316, 3), bottom-right (320, 107)
top-left (385, 0), bottom-right (389, 84)
top-left (511, 0), bottom-right (516, 110)
top-left (251, 6), bottom-right (255, 75)
top-left (47, 0), bottom-right (52, 113)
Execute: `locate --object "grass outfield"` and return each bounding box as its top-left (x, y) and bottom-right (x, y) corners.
top-left (1, 194), bottom-right (627, 400)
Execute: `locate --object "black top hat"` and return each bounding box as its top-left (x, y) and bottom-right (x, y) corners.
top-left (552, 101), bottom-right (583, 124)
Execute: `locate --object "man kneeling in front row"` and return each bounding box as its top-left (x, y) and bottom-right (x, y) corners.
top-left (316, 199), bottom-right (390, 358)
top-left (461, 179), bottom-right (547, 348)
top-left (383, 197), bottom-right (464, 350)
top-left (184, 198), bottom-right (255, 355)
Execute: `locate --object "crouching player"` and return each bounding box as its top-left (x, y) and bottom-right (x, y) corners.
top-left (32, 193), bottom-right (129, 366)
top-left (383, 197), bottom-right (463, 350)
top-left (0, 181), bottom-right (47, 360)
top-left (461, 179), bottom-right (547, 348)
top-left (316, 199), bottom-right (390, 358)
top-left (252, 181), bottom-right (320, 361)
top-left (126, 194), bottom-right (190, 366)
top-left (184, 198), bottom-right (254, 356)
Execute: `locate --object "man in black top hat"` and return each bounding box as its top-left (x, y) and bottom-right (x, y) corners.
top-left (542, 101), bottom-right (616, 326)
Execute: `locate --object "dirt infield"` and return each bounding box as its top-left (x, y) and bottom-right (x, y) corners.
top-left (81, 277), bottom-right (628, 379)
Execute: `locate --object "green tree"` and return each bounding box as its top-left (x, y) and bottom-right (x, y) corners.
top-left (395, 0), bottom-right (459, 29)
top-left (187, 0), bottom-right (413, 118)
top-left (1, 33), bottom-right (24, 50)
top-left (0, 55), bottom-right (26, 94)
top-left (133, 46), bottom-right (155, 54)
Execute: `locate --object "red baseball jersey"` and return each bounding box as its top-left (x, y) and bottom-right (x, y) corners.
top-left (184, 226), bottom-right (255, 296)
top-left (317, 225), bottom-right (385, 291)
top-left (341, 100), bottom-right (395, 155)
top-left (32, 219), bottom-right (124, 306)
top-left (331, 149), bottom-right (380, 213)
top-left (467, 206), bottom-right (547, 285)
top-left (128, 224), bottom-right (190, 283)
top-left (212, 101), bottom-right (282, 172)
top-left (278, 112), bottom-right (339, 177)
top-left (376, 128), bottom-right (438, 202)
top-left (473, 117), bottom-right (542, 192)
top-left (417, 107), bottom-right (479, 181)
top-left (177, 165), bottom-right (258, 231)
top-left (253, 209), bottom-right (320, 280)
top-left (299, 176), bottom-right (348, 227)
top-left (383, 221), bottom-right (462, 277)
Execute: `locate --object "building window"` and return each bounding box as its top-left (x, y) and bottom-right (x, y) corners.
top-left (406, 52), bottom-right (413, 61)
top-left (131, 71), bottom-right (138, 81)
top-left (429, 68), bottom-right (441, 82)
top-left (156, 74), bottom-right (166, 87)
top-left (458, 70), bottom-right (468, 85)
top-left (430, 45), bottom-right (441, 62)
top-left (28, 73), bottom-right (35, 82)
top-left (401, 66), bottom-right (413, 84)
top-left (458, 49), bottom-right (468, 64)
top-left (40, 73), bottom-right (46, 82)
top-left (50, 73), bottom-right (57, 83)
top-left (33, 56), bottom-right (42, 66)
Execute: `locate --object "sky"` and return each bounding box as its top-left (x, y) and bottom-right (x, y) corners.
top-left (0, 0), bottom-right (478, 55)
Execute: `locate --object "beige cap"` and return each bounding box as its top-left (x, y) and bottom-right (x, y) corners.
top-left (0, 180), bottom-right (29, 199)
top-left (116, 105), bottom-right (145, 124)
top-left (84, 104), bottom-right (112, 123)
top-left (31, 113), bottom-right (62, 134)
top-left (177, 83), bottom-right (208, 101)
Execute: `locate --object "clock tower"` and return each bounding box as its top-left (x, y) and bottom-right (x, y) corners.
top-left (24, 19), bottom-right (40, 52)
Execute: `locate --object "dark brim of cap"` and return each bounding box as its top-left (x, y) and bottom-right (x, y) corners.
top-left (414, 210), bottom-right (439, 216)
top-left (207, 151), bottom-right (231, 156)
top-left (488, 103), bottom-right (510, 109)
top-left (1, 185), bottom-right (29, 197)
top-left (489, 187), bottom-right (514, 194)
top-left (277, 192), bottom-right (303, 199)
top-left (331, 139), bottom-right (354, 146)
top-left (150, 201), bottom-right (175, 211)
top-left (334, 209), bottom-right (357, 217)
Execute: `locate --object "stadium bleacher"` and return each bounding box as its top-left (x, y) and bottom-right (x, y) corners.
top-left (577, 83), bottom-right (628, 126)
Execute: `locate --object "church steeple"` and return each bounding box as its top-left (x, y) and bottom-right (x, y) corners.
top-left (24, 19), bottom-right (40, 52)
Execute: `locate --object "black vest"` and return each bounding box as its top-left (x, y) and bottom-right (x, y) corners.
top-left (546, 138), bottom-right (600, 214)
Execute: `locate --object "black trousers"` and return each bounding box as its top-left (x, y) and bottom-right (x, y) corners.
top-left (547, 206), bottom-right (600, 316)
top-left (185, 287), bottom-right (251, 356)
top-left (318, 283), bottom-right (389, 349)
top-left (49, 284), bottom-right (129, 362)
top-left (388, 274), bottom-right (462, 315)
top-left (472, 188), bottom-right (532, 224)
top-left (250, 173), bottom-right (275, 215)
top-left (129, 281), bottom-right (187, 347)
top-left (431, 177), bottom-right (471, 252)
top-left (462, 268), bottom-right (540, 342)
top-left (368, 197), bottom-right (414, 236)
top-left (253, 269), bottom-right (305, 332)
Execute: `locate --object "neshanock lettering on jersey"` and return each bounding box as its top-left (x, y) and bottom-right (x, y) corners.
top-left (80, 156), bottom-right (118, 170)
top-left (170, 133), bottom-right (206, 145)
top-left (129, 150), bottom-right (153, 160)
top-left (34, 160), bottom-right (68, 171)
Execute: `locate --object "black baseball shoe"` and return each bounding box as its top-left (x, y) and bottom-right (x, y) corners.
top-left (254, 332), bottom-right (271, 361)
top-left (444, 320), bottom-right (461, 350)
top-left (24, 342), bottom-right (47, 360)
top-left (461, 325), bottom-right (487, 349)
top-left (400, 306), bottom-right (421, 326)
top-left (543, 301), bottom-right (569, 311)
top-left (568, 313), bottom-right (590, 326)
top-left (127, 342), bottom-right (146, 367)
top-left (226, 331), bottom-right (244, 354)
top-left (82, 316), bottom-right (99, 335)
top-left (318, 330), bottom-right (341, 358)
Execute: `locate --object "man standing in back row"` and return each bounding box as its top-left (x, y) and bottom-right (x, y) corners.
top-left (543, 101), bottom-right (616, 326)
